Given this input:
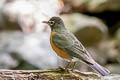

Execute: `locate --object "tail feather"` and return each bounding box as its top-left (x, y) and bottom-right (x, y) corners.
top-left (89, 62), bottom-right (110, 76)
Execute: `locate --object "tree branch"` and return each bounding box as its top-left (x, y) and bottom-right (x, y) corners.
top-left (0, 68), bottom-right (101, 80)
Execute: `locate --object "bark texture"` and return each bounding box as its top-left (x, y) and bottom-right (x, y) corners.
top-left (0, 69), bottom-right (101, 80)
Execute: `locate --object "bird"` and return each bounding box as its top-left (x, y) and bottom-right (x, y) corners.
top-left (42, 16), bottom-right (110, 76)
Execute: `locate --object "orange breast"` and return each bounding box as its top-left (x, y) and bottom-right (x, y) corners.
top-left (50, 32), bottom-right (69, 59)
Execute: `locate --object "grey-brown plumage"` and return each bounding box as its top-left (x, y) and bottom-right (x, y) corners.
top-left (43, 17), bottom-right (110, 76)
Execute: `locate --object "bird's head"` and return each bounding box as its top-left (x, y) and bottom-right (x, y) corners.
top-left (42, 17), bottom-right (65, 31)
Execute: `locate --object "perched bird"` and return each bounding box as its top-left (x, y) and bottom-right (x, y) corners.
top-left (42, 17), bottom-right (110, 76)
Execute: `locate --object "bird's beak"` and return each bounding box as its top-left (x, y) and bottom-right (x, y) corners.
top-left (42, 21), bottom-right (49, 24)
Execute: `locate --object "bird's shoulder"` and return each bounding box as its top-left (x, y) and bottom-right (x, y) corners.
top-left (52, 30), bottom-right (76, 48)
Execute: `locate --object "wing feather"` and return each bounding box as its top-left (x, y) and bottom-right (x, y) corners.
top-left (52, 31), bottom-right (95, 64)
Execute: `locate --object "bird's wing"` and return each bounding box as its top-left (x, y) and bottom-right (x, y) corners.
top-left (52, 31), bottom-right (95, 64)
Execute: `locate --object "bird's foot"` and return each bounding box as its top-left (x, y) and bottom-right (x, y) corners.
top-left (58, 66), bottom-right (70, 73)
top-left (58, 66), bottom-right (65, 71)
top-left (70, 69), bottom-right (74, 72)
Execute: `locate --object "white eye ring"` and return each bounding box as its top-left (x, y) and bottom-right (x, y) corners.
top-left (49, 21), bottom-right (55, 26)
top-left (51, 21), bottom-right (55, 24)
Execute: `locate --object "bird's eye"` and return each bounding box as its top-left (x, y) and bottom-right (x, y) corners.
top-left (51, 21), bottom-right (55, 24)
top-left (49, 21), bottom-right (55, 26)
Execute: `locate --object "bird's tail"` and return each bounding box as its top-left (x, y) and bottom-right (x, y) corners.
top-left (89, 62), bottom-right (110, 76)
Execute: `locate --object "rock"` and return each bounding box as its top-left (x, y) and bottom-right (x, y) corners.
top-left (63, 0), bottom-right (120, 13)
top-left (62, 13), bottom-right (108, 46)
top-left (115, 28), bottom-right (120, 41)
top-left (106, 64), bottom-right (120, 74)
top-left (17, 32), bottom-right (60, 69)
top-left (0, 31), bottom-right (23, 68)
top-left (0, 0), bottom-right (63, 33)
top-left (99, 39), bottom-right (119, 63)
top-left (103, 74), bottom-right (120, 80)
top-left (0, 0), bottom-right (64, 69)
top-left (0, 31), bottom-right (62, 69)
top-left (115, 28), bottom-right (120, 61)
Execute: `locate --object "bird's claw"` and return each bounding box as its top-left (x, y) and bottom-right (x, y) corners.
top-left (58, 66), bottom-right (71, 73)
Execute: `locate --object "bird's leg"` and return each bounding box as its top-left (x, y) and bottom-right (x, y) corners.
top-left (57, 61), bottom-right (71, 72)
top-left (65, 62), bottom-right (71, 70)
top-left (64, 61), bottom-right (71, 72)
top-left (71, 62), bottom-right (77, 71)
